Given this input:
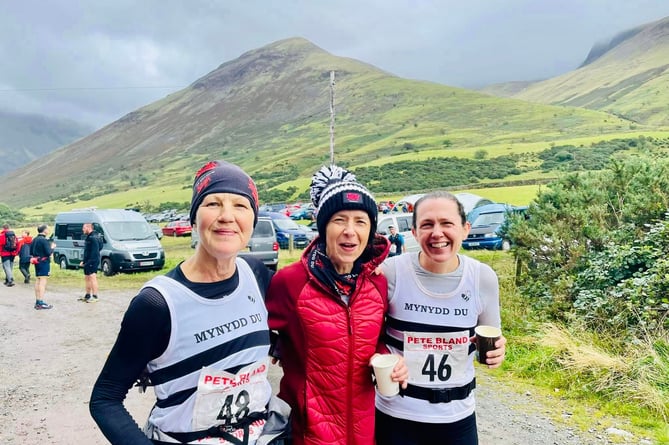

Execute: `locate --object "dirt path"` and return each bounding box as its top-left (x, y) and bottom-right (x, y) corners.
top-left (0, 284), bottom-right (640, 444)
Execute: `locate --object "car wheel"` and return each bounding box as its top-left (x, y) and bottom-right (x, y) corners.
top-left (102, 258), bottom-right (115, 276)
top-left (59, 256), bottom-right (68, 270)
top-left (501, 240), bottom-right (511, 252)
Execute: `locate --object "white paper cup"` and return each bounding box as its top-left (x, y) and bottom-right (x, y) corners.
top-left (371, 354), bottom-right (400, 396)
top-left (475, 325), bottom-right (502, 364)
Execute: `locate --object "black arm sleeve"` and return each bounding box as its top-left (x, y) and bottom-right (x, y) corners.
top-left (89, 287), bottom-right (171, 445)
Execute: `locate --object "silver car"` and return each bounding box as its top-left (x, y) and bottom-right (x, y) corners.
top-left (191, 216), bottom-right (279, 270)
top-left (376, 213), bottom-right (419, 252)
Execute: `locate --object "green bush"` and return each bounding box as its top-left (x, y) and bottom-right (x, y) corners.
top-left (509, 157), bottom-right (669, 333)
top-left (0, 203), bottom-right (24, 225)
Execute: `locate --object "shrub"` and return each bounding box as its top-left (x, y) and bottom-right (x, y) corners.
top-left (509, 158), bottom-right (669, 332)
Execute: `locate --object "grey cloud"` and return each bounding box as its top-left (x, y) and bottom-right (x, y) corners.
top-left (2, 0), bottom-right (669, 128)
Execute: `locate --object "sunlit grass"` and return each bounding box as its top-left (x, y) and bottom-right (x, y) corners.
top-left (22, 184), bottom-right (192, 220)
top-left (502, 315), bottom-right (669, 443)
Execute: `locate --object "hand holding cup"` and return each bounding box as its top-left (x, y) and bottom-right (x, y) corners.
top-left (371, 354), bottom-right (405, 396)
top-left (474, 325), bottom-right (503, 366)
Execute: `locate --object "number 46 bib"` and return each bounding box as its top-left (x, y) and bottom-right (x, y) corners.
top-left (404, 330), bottom-right (470, 385)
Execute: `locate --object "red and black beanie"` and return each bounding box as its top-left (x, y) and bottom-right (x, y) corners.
top-left (190, 160), bottom-right (259, 226)
top-left (310, 165), bottom-right (378, 239)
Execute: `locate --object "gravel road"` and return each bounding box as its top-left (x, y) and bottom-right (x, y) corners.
top-left (0, 284), bottom-right (650, 444)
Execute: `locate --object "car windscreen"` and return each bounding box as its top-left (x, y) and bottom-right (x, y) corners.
top-left (274, 219), bottom-right (301, 230)
top-left (472, 212), bottom-right (506, 227)
top-left (104, 221), bottom-right (156, 241)
top-left (254, 221), bottom-right (274, 237)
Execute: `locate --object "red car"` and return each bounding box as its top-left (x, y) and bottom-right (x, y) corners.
top-left (162, 220), bottom-right (192, 237)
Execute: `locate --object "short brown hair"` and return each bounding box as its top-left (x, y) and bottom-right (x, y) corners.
top-left (412, 191), bottom-right (467, 228)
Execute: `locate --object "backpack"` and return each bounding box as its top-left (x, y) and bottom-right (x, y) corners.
top-left (3, 231), bottom-right (17, 252)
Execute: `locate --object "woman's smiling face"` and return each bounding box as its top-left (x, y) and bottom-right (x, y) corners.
top-left (195, 192), bottom-right (255, 258)
top-left (412, 197), bottom-right (470, 273)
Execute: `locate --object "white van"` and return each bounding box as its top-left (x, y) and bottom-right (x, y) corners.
top-left (376, 213), bottom-right (419, 252)
top-left (53, 209), bottom-right (165, 276)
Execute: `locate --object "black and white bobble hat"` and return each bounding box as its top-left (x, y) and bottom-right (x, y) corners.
top-left (310, 165), bottom-right (378, 239)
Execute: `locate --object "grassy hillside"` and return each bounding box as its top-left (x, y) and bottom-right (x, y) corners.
top-left (20, 132), bottom-right (669, 222)
top-left (3, 37), bottom-right (668, 216)
top-left (509, 16), bottom-right (669, 126)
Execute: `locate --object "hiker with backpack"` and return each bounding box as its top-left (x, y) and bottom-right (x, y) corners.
top-left (1, 224), bottom-right (20, 287)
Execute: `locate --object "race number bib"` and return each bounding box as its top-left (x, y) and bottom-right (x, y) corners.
top-left (389, 244), bottom-right (397, 254)
top-left (192, 358), bottom-right (272, 431)
top-left (404, 331), bottom-right (470, 386)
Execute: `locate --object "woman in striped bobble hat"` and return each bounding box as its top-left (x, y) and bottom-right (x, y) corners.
top-left (265, 164), bottom-right (408, 445)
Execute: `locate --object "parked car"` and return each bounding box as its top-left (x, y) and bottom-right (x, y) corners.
top-left (171, 213), bottom-right (190, 221)
top-left (455, 192), bottom-right (495, 216)
top-left (144, 213), bottom-right (162, 223)
top-left (376, 213), bottom-right (419, 252)
top-left (300, 223), bottom-right (317, 241)
top-left (462, 203), bottom-right (528, 251)
top-left (190, 217), bottom-right (279, 270)
top-left (303, 221), bottom-right (318, 239)
top-left (150, 224), bottom-right (163, 239)
top-left (161, 220), bottom-right (192, 237)
top-left (259, 211), bottom-right (309, 249)
top-left (289, 205), bottom-right (315, 220)
top-left (259, 203), bottom-right (287, 213)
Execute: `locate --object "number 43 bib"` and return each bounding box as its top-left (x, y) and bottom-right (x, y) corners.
top-left (404, 330), bottom-right (470, 385)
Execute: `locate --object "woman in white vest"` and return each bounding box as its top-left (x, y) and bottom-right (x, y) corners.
top-left (375, 191), bottom-right (507, 445)
top-left (90, 160), bottom-right (289, 445)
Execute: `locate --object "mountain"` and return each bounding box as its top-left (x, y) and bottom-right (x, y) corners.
top-left (0, 37), bottom-right (650, 209)
top-left (478, 80), bottom-right (539, 98)
top-left (487, 16), bottom-right (669, 126)
top-left (0, 111), bottom-right (93, 176)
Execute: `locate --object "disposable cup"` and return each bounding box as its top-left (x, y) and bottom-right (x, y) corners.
top-left (475, 325), bottom-right (502, 364)
top-left (371, 354), bottom-right (400, 396)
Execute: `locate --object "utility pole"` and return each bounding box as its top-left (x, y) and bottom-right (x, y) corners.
top-left (329, 70), bottom-right (336, 166)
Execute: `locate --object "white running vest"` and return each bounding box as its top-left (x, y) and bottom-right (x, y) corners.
top-left (376, 253), bottom-right (483, 424)
top-left (143, 259), bottom-right (272, 443)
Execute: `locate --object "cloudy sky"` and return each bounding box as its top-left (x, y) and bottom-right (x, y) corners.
top-left (2, 0), bottom-right (669, 130)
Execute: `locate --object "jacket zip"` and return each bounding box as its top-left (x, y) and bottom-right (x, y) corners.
top-left (347, 303), bottom-right (354, 445)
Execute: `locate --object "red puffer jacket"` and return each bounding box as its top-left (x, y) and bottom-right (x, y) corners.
top-left (266, 235), bottom-right (390, 445)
